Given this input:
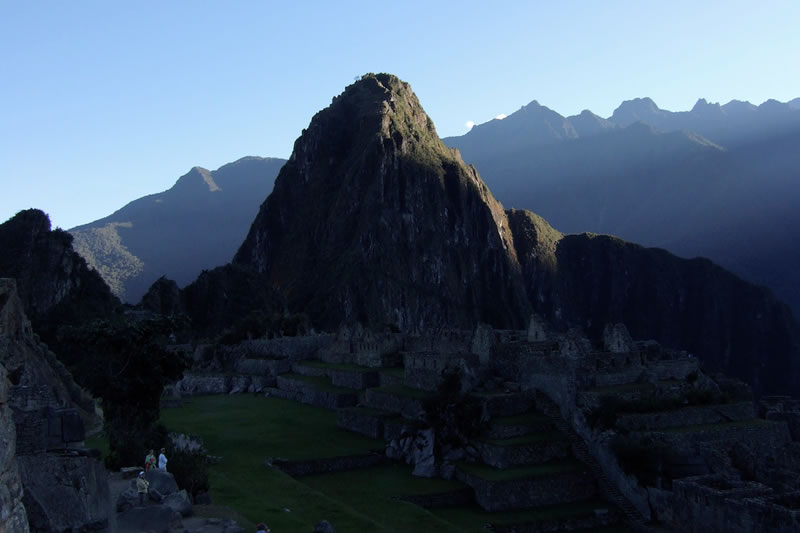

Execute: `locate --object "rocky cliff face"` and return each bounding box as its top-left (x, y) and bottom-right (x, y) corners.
top-left (226, 74), bottom-right (798, 396)
top-left (507, 211), bottom-right (800, 395)
top-left (0, 278), bottom-right (110, 532)
top-left (0, 209), bottom-right (118, 328)
top-left (234, 73), bottom-right (530, 330)
top-left (0, 363), bottom-right (29, 533)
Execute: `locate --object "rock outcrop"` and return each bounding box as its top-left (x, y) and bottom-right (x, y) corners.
top-left (0, 278), bottom-right (110, 533)
top-left (0, 363), bottom-right (30, 533)
top-left (234, 73), bottom-right (530, 330)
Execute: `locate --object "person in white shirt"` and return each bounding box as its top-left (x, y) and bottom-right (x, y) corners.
top-left (158, 448), bottom-right (168, 471)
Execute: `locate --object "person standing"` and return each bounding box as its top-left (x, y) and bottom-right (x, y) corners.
top-left (158, 447), bottom-right (168, 471)
top-left (144, 449), bottom-right (157, 472)
top-left (136, 471), bottom-right (149, 506)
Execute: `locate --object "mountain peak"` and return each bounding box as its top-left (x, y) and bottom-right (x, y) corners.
top-left (172, 166), bottom-right (221, 193)
top-left (610, 97), bottom-right (663, 126)
top-left (235, 74), bottom-right (528, 329)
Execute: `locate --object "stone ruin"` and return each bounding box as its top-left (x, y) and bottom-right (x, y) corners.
top-left (164, 311), bottom-right (800, 532)
top-left (0, 278), bottom-right (110, 533)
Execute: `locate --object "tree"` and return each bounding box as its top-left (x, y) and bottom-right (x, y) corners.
top-left (57, 314), bottom-right (188, 468)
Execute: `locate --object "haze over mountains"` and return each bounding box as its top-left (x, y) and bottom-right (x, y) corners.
top-left (69, 156), bottom-right (285, 302)
top-left (444, 96), bottom-right (800, 316)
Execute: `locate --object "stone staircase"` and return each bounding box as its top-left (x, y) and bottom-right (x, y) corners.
top-left (534, 391), bottom-right (647, 529)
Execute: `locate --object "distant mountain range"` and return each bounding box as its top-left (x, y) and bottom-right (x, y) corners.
top-left (444, 96), bottom-right (800, 317)
top-left (69, 156), bottom-right (285, 303)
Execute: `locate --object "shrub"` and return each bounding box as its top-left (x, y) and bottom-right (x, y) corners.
top-left (169, 447), bottom-right (210, 498)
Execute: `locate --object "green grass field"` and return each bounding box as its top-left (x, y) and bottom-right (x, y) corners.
top-left (161, 395), bottom-right (616, 532)
top-left (161, 395), bottom-right (466, 532)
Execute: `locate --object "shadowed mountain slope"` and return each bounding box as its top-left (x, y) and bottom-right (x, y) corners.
top-left (0, 209), bottom-right (118, 327)
top-left (234, 73), bottom-right (531, 330)
top-left (70, 156), bottom-right (285, 303)
top-left (443, 96), bottom-right (800, 317)
top-left (218, 74), bottom-right (799, 395)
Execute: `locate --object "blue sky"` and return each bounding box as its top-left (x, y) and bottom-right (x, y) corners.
top-left (1, 0), bottom-right (798, 230)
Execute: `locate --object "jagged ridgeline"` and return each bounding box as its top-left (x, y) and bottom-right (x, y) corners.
top-left (224, 73), bottom-right (798, 395)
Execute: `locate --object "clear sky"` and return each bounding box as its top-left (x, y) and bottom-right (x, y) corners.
top-left (1, 0), bottom-right (798, 230)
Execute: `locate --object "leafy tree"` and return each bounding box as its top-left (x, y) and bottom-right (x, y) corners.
top-left (56, 314), bottom-right (188, 468)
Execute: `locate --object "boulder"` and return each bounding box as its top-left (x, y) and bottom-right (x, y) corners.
top-left (116, 485), bottom-right (138, 513)
top-left (164, 489), bottom-right (193, 517)
top-left (116, 504), bottom-right (182, 533)
top-left (387, 427), bottom-right (437, 478)
top-left (145, 469), bottom-right (178, 496)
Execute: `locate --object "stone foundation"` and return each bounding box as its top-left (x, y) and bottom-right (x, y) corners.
top-left (616, 402), bottom-right (755, 432)
top-left (336, 407), bottom-right (399, 439)
top-left (363, 388), bottom-right (427, 419)
top-left (477, 436), bottom-right (569, 469)
top-left (456, 465), bottom-right (596, 511)
top-left (275, 376), bottom-right (358, 409)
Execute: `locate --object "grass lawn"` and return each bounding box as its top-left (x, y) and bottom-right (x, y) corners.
top-left (432, 499), bottom-right (612, 533)
top-left (300, 464), bottom-right (469, 532)
top-left (161, 394), bottom-right (391, 531)
top-left (278, 373), bottom-right (355, 393)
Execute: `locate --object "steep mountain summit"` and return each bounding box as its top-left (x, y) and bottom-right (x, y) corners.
top-left (235, 73), bottom-right (530, 330)
top-left (171, 166), bottom-right (221, 193)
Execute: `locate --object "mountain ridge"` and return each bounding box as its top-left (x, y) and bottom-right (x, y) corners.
top-left (69, 155), bottom-right (286, 302)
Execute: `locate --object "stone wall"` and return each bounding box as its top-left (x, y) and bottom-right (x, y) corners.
top-left (17, 453), bottom-right (110, 533)
top-left (645, 420), bottom-right (792, 449)
top-left (403, 328), bottom-right (472, 354)
top-left (176, 373), bottom-right (275, 396)
top-left (761, 396), bottom-right (800, 441)
top-left (651, 475), bottom-right (800, 533)
top-left (233, 335), bottom-right (334, 360)
top-left (403, 352), bottom-right (479, 391)
top-left (616, 402), bottom-right (755, 432)
top-left (456, 467), bottom-right (596, 511)
top-left (0, 364), bottom-right (30, 533)
top-left (363, 388), bottom-right (426, 419)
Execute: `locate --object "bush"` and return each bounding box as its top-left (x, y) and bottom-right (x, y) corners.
top-left (169, 447), bottom-right (210, 498)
